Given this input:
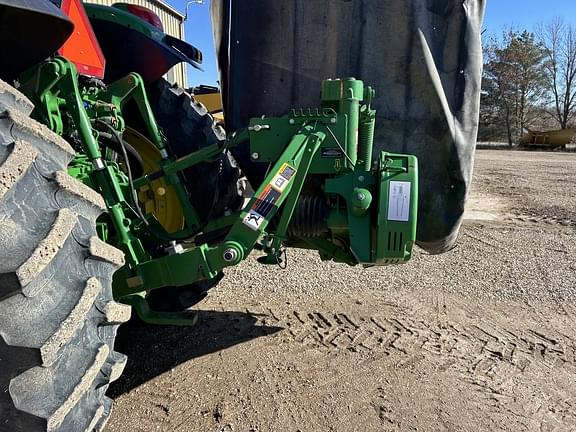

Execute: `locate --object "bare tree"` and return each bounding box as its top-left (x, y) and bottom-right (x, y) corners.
top-left (481, 30), bottom-right (546, 145)
top-left (538, 19), bottom-right (576, 129)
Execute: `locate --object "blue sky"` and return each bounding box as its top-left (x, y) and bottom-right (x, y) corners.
top-left (170, 0), bottom-right (218, 87)
top-left (175, 0), bottom-right (573, 87)
top-left (483, 0), bottom-right (575, 36)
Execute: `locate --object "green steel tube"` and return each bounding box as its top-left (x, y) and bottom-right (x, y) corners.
top-left (49, 59), bottom-right (149, 268)
top-left (206, 123), bottom-right (319, 270)
top-left (102, 73), bottom-right (167, 153)
top-left (340, 78), bottom-right (364, 167)
top-left (268, 131), bottom-right (326, 253)
top-left (321, 78), bottom-right (363, 167)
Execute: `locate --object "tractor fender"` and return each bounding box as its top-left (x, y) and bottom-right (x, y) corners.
top-left (0, 0), bottom-right (73, 81)
top-left (85, 3), bottom-right (202, 84)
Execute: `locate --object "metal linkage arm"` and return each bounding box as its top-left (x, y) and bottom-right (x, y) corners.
top-left (98, 73), bottom-right (203, 233)
top-left (115, 123), bottom-right (325, 296)
top-left (210, 126), bottom-right (325, 267)
top-left (19, 58), bottom-right (150, 268)
top-left (100, 73), bottom-right (165, 152)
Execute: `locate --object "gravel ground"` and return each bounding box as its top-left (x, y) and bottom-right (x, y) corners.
top-left (106, 150), bottom-right (576, 432)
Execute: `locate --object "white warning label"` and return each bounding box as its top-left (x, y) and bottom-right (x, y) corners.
top-left (387, 181), bottom-right (411, 222)
top-left (242, 210), bottom-right (265, 231)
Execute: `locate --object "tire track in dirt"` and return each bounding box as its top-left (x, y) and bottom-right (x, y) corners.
top-left (263, 307), bottom-right (575, 373)
top-left (254, 301), bottom-right (576, 430)
top-left (512, 215), bottom-right (576, 227)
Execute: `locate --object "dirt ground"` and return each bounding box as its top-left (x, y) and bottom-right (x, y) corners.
top-left (106, 150), bottom-right (576, 432)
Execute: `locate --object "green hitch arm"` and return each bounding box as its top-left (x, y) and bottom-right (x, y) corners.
top-left (98, 73), bottom-right (203, 232)
top-left (100, 73), bottom-right (166, 153)
top-left (114, 242), bottom-right (216, 297)
top-left (115, 123), bottom-right (324, 296)
top-left (56, 62), bottom-right (150, 267)
top-left (133, 141), bottom-right (225, 189)
top-left (207, 124), bottom-right (325, 270)
top-left (132, 126), bottom-right (250, 190)
top-left (264, 131), bottom-right (325, 261)
top-left (20, 58), bottom-right (150, 268)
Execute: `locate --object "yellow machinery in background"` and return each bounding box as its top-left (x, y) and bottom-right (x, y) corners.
top-left (519, 128), bottom-right (576, 150)
top-left (192, 85), bottom-right (224, 123)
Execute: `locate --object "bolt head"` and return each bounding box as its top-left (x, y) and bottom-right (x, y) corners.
top-left (223, 248), bottom-right (238, 262)
top-left (251, 152), bottom-right (260, 160)
top-left (358, 175), bottom-right (365, 182)
top-left (289, 119), bottom-right (295, 125)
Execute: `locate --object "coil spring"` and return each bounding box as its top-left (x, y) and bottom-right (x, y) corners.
top-left (358, 116), bottom-right (375, 171)
top-left (287, 196), bottom-right (328, 238)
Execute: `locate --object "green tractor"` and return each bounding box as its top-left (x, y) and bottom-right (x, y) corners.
top-left (0, 0), bottom-right (423, 430)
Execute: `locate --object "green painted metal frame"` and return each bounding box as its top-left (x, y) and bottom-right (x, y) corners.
top-left (18, 59), bottom-right (419, 325)
top-left (19, 58), bottom-right (150, 268)
top-left (115, 123), bottom-right (327, 296)
top-left (18, 58), bottom-right (209, 265)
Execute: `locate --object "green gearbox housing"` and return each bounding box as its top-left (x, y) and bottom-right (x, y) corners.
top-left (249, 78), bottom-right (418, 265)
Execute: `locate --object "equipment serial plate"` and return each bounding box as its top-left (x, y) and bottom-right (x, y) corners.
top-left (387, 181), bottom-right (411, 222)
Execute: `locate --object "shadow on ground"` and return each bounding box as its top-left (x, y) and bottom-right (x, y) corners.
top-left (108, 309), bottom-right (283, 398)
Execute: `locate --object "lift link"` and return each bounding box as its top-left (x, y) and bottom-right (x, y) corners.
top-left (19, 57), bottom-right (149, 267)
top-left (260, 131), bottom-right (326, 264)
top-left (115, 123), bottom-right (326, 296)
top-left (19, 57), bottom-right (211, 267)
top-left (99, 73), bottom-right (204, 232)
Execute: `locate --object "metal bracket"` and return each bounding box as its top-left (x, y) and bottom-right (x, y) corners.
top-left (122, 295), bottom-right (199, 326)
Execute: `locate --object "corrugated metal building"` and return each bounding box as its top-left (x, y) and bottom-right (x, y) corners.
top-left (85, 0), bottom-right (187, 86)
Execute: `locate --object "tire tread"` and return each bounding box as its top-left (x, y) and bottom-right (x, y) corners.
top-left (0, 78), bottom-right (130, 432)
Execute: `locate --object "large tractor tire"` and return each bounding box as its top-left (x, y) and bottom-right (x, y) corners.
top-left (138, 79), bottom-right (243, 312)
top-left (0, 80), bottom-right (131, 431)
top-left (147, 78), bottom-right (243, 224)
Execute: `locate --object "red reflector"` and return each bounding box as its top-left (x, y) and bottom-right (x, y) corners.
top-left (126, 4), bottom-right (164, 31)
top-left (58, 0), bottom-right (106, 78)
